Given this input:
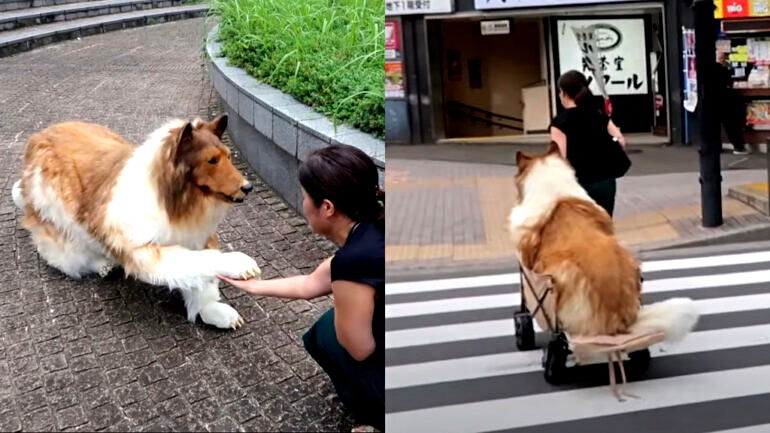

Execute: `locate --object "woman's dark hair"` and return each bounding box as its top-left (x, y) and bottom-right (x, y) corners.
top-left (558, 70), bottom-right (594, 107)
top-left (299, 144), bottom-right (384, 230)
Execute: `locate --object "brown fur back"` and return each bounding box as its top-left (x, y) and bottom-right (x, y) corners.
top-left (522, 198), bottom-right (641, 336)
top-left (21, 122), bottom-right (134, 242)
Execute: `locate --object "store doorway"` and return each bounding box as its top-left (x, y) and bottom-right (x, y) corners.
top-left (432, 17), bottom-right (549, 140)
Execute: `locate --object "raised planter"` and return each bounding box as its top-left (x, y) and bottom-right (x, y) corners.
top-left (205, 25), bottom-right (385, 213)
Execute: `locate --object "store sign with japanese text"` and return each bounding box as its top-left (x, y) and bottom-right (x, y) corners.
top-left (385, 19), bottom-right (405, 99)
top-left (386, 0), bottom-right (453, 15)
top-left (556, 18), bottom-right (648, 95)
top-left (385, 63), bottom-right (405, 98)
top-left (385, 20), bottom-right (401, 61)
top-left (476, 0), bottom-right (635, 10)
top-left (715, 0), bottom-right (770, 18)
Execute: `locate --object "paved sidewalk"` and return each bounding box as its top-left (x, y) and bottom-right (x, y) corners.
top-left (0, 19), bottom-right (353, 432)
top-left (386, 155), bottom-right (770, 276)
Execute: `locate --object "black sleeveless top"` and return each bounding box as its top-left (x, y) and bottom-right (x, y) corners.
top-left (551, 105), bottom-right (616, 185)
top-left (330, 221), bottom-right (384, 361)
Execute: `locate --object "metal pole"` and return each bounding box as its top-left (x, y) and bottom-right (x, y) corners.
top-left (693, 0), bottom-right (723, 227)
top-left (765, 140), bottom-right (770, 210)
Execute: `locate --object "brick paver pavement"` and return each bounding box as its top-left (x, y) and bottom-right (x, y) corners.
top-left (0, 18), bottom-right (355, 432)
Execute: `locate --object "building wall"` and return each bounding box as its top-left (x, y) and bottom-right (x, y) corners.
top-left (395, 0), bottom-right (684, 144)
top-left (440, 18), bottom-right (543, 138)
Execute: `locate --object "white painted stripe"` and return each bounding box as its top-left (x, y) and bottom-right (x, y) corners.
top-left (386, 293), bottom-right (517, 319)
top-left (696, 293), bottom-right (770, 315)
top-left (386, 352), bottom-right (541, 390)
top-left (386, 251), bottom-right (770, 296)
top-left (386, 322), bottom-right (770, 389)
top-left (643, 269), bottom-right (770, 294)
top-left (386, 273), bottom-right (519, 296)
top-left (385, 364), bottom-right (770, 433)
top-left (713, 424), bottom-right (770, 433)
top-left (386, 293), bottom-right (770, 349)
top-left (386, 271), bottom-right (770, 319)
top-left (642, 251), bottom-right (770, 272)
top-left (386, 319), bottom-right (513, 349)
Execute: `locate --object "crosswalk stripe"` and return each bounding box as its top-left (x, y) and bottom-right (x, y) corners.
top-left (644, 269), bottom-right (770, 293)
top-left (386, 273), bottom-right (519, 295)
top-left (385, 364), bottom-right (770, 433)
top-left (386, 293), bottom-right (517, 319)
top-left (386, 319), bottom-right (512, 349)
top-left (386, 245), bottom-right (770, 432)
top-left (386, 293), bottom-right (770, 349)
top-left (386, 322), bottom-right (770, 389)
top-left (713, 424), bottom-right (770, 433)
top-left (641, 251), bottom-right (770, 272)
top-left (386, 251), bottom-right (770, 296)
top-left (386, 273), bottom-right (770, 319)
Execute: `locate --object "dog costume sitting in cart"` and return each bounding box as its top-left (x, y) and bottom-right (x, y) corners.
top-left (508, 143), bottom-right (699, 400)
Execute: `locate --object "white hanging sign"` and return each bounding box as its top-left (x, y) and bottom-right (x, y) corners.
top-left (386, 0), bottom-right (454, 15)
top-left (481, 20), bottom-right (511, 35)
top-left (556, 18), bottom-right (649, 95)
top-left (476, 0), bottom-right (636, 10)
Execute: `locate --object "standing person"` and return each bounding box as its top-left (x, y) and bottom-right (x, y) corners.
top-left (549, 70), bottom-right (628, 216)
top-left (218, 144), bottom-right (384, 432)
top-left (716, 51), bottom-right (749, 155)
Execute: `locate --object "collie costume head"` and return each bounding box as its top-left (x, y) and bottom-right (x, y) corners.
top-left (513, 142), bottom-right (585, 206)
top-left (152, 114), bottom-right (253, 221)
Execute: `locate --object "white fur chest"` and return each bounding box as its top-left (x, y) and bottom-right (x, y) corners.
top-left (104, 124), bottom-right (228, 251)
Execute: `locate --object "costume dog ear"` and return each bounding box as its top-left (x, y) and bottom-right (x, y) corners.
top-left (208, 114), bottom-right (228, 139)
top-left (516, 151), bottom-right (533, 169)
top-left (547, 140), bottom-right (561, 156)
top-left (173, 121), bottom-right (194, 164)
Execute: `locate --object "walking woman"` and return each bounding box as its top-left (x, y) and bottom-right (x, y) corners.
top-left (218, 144), bottom-right (384, 432)
top-left (550, 70), bottom-right (628, 216)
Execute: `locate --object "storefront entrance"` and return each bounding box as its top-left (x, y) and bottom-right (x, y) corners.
top-left (431, 17), bottom-right (547, 139)
top-left (424, 4), bottom-right (670, 142)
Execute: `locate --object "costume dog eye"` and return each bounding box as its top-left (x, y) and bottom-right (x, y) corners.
top-left (208, 157), bottom-right (218, 164)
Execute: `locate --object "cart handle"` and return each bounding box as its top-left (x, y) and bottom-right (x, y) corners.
top-left (520, 266), bottom-right (559, 332)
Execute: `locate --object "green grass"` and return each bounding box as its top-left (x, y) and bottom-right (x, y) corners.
top-left (210, 0), bottom-right (384, 138)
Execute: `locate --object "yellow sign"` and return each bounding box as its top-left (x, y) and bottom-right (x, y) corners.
top-left (716, 0), bottom-right (770, 17)
top-left (750, 0), bottom-right (770, 16)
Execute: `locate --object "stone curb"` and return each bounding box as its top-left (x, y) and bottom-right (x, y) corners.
top-left (205, 24), bottom-right (385, 212)
top-left (728, 183), bottom-right (769, 215)
top-left (0, 3), bottom-right (207, 56)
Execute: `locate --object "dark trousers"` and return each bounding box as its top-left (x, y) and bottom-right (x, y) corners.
top-left (582, 178), bottom-right (617, 217)
top-left (721, 96), bottom-right (747, 151)
top-left (303, 309), bottom-right (384, 429)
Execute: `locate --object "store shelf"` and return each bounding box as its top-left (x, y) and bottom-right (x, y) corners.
top-left (736, 88), bottom-right (770, 98)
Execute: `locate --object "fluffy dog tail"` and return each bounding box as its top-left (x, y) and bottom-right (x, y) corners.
top-left (629, 297), bottom-right (699, 341)
top-left (11, 180), bottom-right (23, 209)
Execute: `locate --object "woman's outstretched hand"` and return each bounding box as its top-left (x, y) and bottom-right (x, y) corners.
top-left (217, 275), bottom-right (261, 294)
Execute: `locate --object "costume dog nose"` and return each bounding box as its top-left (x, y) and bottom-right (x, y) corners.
top-left (241, 183), bottom-right (253, 194)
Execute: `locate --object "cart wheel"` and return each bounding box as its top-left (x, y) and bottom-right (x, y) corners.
top-left (514, 312), bottom-right (535, 350)
top-left (628, 348), bottom-right (651, 374)
top-left (543, 333), bottom-right (569, 384)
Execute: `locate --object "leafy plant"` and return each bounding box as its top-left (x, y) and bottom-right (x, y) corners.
top-left (210, 0), bottom-right (384, 138)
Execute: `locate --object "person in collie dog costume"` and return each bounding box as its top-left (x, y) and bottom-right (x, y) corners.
top-left (508, 142), bottom-right (699, 340)
top-left (11, 114), bottom-right (261, 330)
